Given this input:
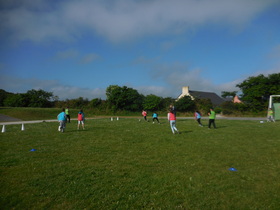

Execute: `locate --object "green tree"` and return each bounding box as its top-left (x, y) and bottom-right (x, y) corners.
top-left (0, 89), bottom-right (13, 106)
top-left (236, 73), bottom-right (280, 111)
top-left (174, 96), bottom-right (195, 112)
top-left (142, 94), bottom-right (162, 111)
top-left (3, 94), bottom-right (25, 107)
top-left (106, 85), bottom-right (143, 111)
top-left (72, 97), bottom-right (89, 108)
top-left (194, 98), bottom-right (213, 115)
top-left (221, 91), bottom-right (238, 99)
top-left (161, 97), bottom-right (176, 111)
top-left (25, 89), bottom-right (55, 107)
top-left (89, 98), bottom-right (102, 107)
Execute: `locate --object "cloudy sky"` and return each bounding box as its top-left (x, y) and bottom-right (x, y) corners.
top-left (0, 0), bottom-right (279, 100)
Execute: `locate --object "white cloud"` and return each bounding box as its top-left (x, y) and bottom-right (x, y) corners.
top-left (1, 0), bottom-right (278, 43)
top-left (50, 86), bottom-right (105, 100)
top-left (1, 65), bottom-right (278, 101)
top-left (0, 75), bottom-right (106, 100)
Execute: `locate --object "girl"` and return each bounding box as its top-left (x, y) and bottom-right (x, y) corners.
top-left (77, 109), bottom-right (85, 130)
top-left (167, 109), bottom-right (179, 134)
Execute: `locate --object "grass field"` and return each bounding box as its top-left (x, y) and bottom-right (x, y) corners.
top-left (1, 118), bottom-right (280, 209)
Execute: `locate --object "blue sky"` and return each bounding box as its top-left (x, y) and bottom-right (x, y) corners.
top-left (0, 0), bottom-right (280, 100)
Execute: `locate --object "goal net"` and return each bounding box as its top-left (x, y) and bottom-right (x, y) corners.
top-left (268, 95), bottom-right (280, 121)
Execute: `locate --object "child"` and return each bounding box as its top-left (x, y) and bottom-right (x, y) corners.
top-left (142, 110), bottom-right (148, 121)
top-left (267, 108), bottom-right (275, 122)
top-left (167, 109), bottom-right (179, 134)
top-left (57, 108), bottom-right (67, 132)
top-left (65, 107), bottom-right (70, 123)
top-left (77, 109), bottom-right (85, 130)
top-left (194, 111), bottom-right (203, 127)
top-left (208, 108), bottom-right (216, 129)
top-left (152, 112), bottom-right (160, 124)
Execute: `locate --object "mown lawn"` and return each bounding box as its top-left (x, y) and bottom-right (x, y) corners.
top-left (1, 118), bottom-right (280, 209)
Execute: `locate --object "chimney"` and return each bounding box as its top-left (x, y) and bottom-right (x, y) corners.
top-left (182, 86), bottom-right (189, 95)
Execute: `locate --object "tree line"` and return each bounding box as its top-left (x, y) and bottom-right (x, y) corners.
top-left (0, 73), bottom-right (279, 114)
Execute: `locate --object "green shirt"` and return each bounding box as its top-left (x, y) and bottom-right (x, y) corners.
top-left (209, 110), bottom-right (216, 119)
top-left (65, 109), bottom-right (69, 115)
top-left (268, 110), bottom-right (273, 116)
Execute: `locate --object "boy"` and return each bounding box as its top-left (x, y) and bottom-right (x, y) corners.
top-left (57, 108), bottom-right (67, 132)
top-left (65, 107), bottom-right (70, 123)
top-left (267, 108), bottom-right (275, 122)
top-left (208, 108), bottom-right (216, 129)
top-left (152, 112), bottom-right (160, 124)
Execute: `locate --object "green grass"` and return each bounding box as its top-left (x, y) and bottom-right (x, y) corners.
top-left (1, 118), bottom-right (280, 209)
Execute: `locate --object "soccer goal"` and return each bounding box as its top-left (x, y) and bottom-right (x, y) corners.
top-left (268, 95), bottom-right (280, 120)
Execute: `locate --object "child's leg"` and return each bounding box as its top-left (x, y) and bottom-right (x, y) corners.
top-left (172, 121), bottom-right (178, 133)
top-left (60, 121), bottom-right (66, 132)
top-left (170, 121), bottom-right (175, 133)
top-left (59, 121), bottom-right (63, 129)
top-left (208, 120), bottom-right (212, 128)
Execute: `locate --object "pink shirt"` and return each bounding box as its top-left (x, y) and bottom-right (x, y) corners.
top-left (142, 111), bottom-right (147, 116)
top-left (168, 112), bottom-right (176, 121)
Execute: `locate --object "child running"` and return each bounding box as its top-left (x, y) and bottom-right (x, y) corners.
top-left (194, 110), bottom-right (203, 127)
top-left (142, 110), bottom-right (148, 122)
top-left (167, 109), bottom-right (179, 134)
top-left (57, 108), bottom-right (67, 132)
top-left (152, 112), bottom-right (160, 124)
top-left (208, 108), bottom-right (216, 129)
top-left (77, 109), bottom-right (85, 130)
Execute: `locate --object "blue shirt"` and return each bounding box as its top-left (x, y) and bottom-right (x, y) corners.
top-left (57, 112), bottom-right (66, 121)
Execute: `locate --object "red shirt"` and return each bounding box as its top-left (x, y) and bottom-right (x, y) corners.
top-left (168, 112), bottom-right (176, 120)
top-left (142, 111), bottom-right (147, 116)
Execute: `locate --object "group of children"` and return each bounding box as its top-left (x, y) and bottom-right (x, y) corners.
top-left (57, 108), bottom-right (85, 132)
top-left (141, 110), bottom-right (160, 124)
top-left (142, 107), bottom-right (217, 134)
top-left (58, 106), bottom-right (276, 133)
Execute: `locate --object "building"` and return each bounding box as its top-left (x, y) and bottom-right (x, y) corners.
top-left (233, 95), bottom-right (242, 103)
top-left (177, 86), bottom-right (225, 106)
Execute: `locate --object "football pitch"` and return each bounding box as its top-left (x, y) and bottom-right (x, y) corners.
top-left (1, 118), bottom-right (280, 209)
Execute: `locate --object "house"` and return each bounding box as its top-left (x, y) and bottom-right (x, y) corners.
top-left (177, 86), bottom-right (225, 106)
top-left (233, 95), bottom-right (242, 103)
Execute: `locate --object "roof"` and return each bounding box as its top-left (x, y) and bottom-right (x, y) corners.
top-left (189, 90), bottom-right (225, 106)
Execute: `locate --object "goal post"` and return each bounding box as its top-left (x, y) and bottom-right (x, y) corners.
top-left (268, 95), bottom-right (280, 120)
